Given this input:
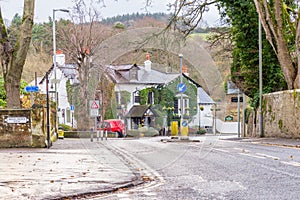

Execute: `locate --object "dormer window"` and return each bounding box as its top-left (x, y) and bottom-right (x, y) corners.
top-left (130, 64), bottom-right (138, 80)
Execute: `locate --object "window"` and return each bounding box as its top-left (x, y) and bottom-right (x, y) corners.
top-left (147, 91), bottom-right (154, 104)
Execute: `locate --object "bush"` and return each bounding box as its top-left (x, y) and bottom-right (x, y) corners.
top-left (58, 124), bottom-right (72, 131)
top-left (196, 128), bottom-right (206, 135)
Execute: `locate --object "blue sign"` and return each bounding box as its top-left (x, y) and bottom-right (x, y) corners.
top-left (177, 83), bottom-right (187, 93)
top-left (182, 120), bottom-right (188, 127)
top-left (70, 105), bottom-right (75, 111)
top-left (25, 86), bottom-right (39, 92)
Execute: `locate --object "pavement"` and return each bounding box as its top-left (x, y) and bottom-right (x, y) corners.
top-left (217, 134), bottom-right (300, 148)
top-left (1, 135), bottom-right (300, 200)
top-left (0, 138), bottom-right (143, 200)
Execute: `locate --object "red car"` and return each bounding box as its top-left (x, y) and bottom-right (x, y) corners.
top-left (99, 119), bottom-right (125, 137)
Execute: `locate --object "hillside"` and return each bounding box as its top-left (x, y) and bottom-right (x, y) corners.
top-left (21, 13), bottom-right (230, 88)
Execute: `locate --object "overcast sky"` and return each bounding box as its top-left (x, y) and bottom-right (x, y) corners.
top-left (1, 0), bottom-right (220, 25)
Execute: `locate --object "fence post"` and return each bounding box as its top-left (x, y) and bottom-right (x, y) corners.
top-left (96, 131), bottom-right (99, 141)
top-left (101, 130), bottom-right (103, 141)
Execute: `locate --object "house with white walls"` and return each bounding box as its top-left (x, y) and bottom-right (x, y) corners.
top-left (106, 54), bottom-right (215, 131)
top-left (106, 55), bottom-right (180, 129)
top-left (28, 54), bottom-right (78, 128)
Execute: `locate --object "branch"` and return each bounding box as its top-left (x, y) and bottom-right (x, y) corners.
top-left (167, 0), bottom-right (218, 36)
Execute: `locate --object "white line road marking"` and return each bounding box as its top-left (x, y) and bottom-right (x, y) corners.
top-left (214, 148), bottom-right (230, 153)
top-left (238, 153), bottom-right (266, 159)
top-left (256, 153), bottom-right (280, 160)
top-left (234, 148), bottom-right (250, 153)
top-left (280, 161), bottom-right (300, 167)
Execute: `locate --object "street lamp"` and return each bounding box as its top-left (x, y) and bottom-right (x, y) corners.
top-left (46, 72), bottom-right (50, 148)
top-left (52, 8), bottom-right (69, 135)
top-left (53, 8), bottom-right (69, 103)
top-left (198, 105), bottom-right (204, 131)
top-left (179, 54), bottom-right (183, 137)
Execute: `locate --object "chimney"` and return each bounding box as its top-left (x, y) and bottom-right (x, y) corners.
top-left (54, 50), bottom-right (65, 66)
top-left (182, 66), bottom-right (188, 76)
top-left (144, 53), bottom-right (151, 72)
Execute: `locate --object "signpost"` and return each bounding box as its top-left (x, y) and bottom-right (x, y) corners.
top-left (177, 83), bottom-right (187, 93)
top-left (5, 117), bottom-right (29, 124)
top-left (25, 86), bottom-right (39, 107)
top-left (89, 100), bottom-right (99, 117)
top-left (25, 86), bottom-right (39, 92)
top-left (89, 100), bottom-right (100, 141)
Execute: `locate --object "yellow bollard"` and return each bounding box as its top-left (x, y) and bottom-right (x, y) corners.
top-left (171, 121), bottom-right (178, 136)
top-left (181, 120), bottom-right (189, 138)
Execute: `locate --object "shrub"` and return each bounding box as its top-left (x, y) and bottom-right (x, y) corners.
top-left (196, 128), bottom-right (206, 135)
top-left (58, 124), bottom-right (72, 131)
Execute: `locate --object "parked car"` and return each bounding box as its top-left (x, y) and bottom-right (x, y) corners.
top-left (98, 119), bottom-right (125, 138)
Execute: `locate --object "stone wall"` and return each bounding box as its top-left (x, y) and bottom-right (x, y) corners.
top-left (0, 109), bottom-right (32, 147)
top-left (0, 108), bottom-right (54, 148)
top-left (263, 90), bottom-right (300, 138)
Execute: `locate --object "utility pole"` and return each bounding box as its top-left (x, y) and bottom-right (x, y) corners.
top-left (259, 18), bottom-right (264, 137)
top-left (179, 54), bottom-right (183, 138)
top-left (52, 8), bottom-right (69, 137)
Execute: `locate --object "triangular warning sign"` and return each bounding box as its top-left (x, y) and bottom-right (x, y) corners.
top-left (91, 101), bottom-right (99, 109)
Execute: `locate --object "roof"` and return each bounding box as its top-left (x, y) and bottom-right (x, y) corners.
top-left (107, 64), bottom-right (180, 85)
top-left (125, 105), bottom-right (159, 118)
top-left (181, 73), bottom-right (215, 104)
top-left (182, 73), bottom-right (202, 88)
top-left (38, 63), bottom-right (79, 85)
top-left (197, 87), bottom-right (215, 104)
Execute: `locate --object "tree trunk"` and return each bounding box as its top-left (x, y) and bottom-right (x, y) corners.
top-left (254, 0), bottom-right (297, 89)
top-left (276, 38), bottom-right (296, 90)
top-left (0, 0), bottom-right (35, 108)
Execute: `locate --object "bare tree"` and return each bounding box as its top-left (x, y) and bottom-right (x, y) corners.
top-left (167, 0), bottom-right (218, 35)
top-left (59, 0), bottom-right (114, 130)
top-left (0, 0), bottom-right (35, 108)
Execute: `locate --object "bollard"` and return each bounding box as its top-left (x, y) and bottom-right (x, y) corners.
top-left (90, 128), bottom-right (93, 142)
top-left (105, 130), bottom-right (108, 140)
top-left (96, 131), bottom-right (99, 141)
top-left (101, 130), bottom-right (104, 141)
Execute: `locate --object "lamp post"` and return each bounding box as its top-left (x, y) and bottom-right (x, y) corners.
top-left (46, 72), bottom-right (50, 148)
top-left (53, 9), bottom-right (69, 136)
top-left (179, 54), bottom-right (183, 137)
top-left (258, 18), bottom-right (264, 137)
top-left (198, 105), bottom-right (204, 131)
top-left (53, 8), bottom-right (69, 103)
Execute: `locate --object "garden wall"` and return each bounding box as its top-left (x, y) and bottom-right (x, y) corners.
top-left (263, 90), bottom-right (300, 138)
top-left (0, 108), bottom-right (54, 148)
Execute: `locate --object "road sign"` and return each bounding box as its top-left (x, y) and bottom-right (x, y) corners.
top-left (91, 101), bottom-right (99, 109)
top-left (177, 83), bottom-right (186, 93)
top-left (25, 86), bottom-right (39, 92)
top-left (5, 117), bottom-right (29, 124)
top-left (70, 105), bottom-right (75, 111)
top-left (182, 120), bottom-right (188, 127)
top-left (89, 100), bottom-right (99, 117)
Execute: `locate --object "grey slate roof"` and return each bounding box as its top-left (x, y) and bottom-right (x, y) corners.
top-left (125, 105), bottom-right (159, 118)
top-left (107, 64), bottom-right (180, 85)
top-left (197, 87), bottom-right (215, 104)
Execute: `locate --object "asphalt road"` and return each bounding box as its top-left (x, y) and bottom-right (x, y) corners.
top-left (90, 136), bottom-right (300, 200)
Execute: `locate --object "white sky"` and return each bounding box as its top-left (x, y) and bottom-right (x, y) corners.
top-left (1, 0), bottom-right (220, 26)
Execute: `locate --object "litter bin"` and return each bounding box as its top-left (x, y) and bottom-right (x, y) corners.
top-left (58, 127), bottom-right (64, 139)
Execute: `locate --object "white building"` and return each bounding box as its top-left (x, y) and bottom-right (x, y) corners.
top-left (28, 54), bottom-right (78, 128)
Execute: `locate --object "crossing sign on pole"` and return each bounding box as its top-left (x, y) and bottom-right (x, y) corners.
top-left (89, 100), bottom-right (99, 117)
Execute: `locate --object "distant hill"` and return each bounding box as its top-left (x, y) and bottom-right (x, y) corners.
top-left (101, 12), bottom-right (169, 27)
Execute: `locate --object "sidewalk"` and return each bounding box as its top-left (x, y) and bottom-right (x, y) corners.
top-left (218, 134), bottom-right (300, 148)
top-left (0, 139), bottom-right (142, 200)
